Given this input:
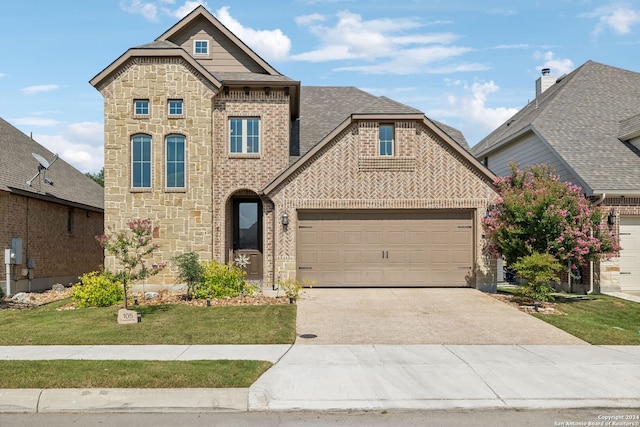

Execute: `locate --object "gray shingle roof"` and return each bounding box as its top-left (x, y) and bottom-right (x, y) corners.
top-left (295, 86), bottom-right (468, 161)
top-left (0, 118), bottom-right (104, 210)
top-left (473, 61), bottom-right (640, 193)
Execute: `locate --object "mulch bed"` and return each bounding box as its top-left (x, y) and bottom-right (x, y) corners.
top-left (1, 288), bottom-right (289, 311)
top-left (487, 292), bottom-right (564, 315)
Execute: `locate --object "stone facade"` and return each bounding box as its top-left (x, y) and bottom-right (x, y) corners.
top-left (0, 190), bottom-right (104, 293)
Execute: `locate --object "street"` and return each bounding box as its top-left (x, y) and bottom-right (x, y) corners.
top-left (2, 408), bottom-right (639, 427)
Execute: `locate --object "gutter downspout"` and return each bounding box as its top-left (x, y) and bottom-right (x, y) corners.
top-left (590, 193), bottom-right (606, 294)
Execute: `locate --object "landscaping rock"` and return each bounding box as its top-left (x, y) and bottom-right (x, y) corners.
top-left (11, 293), bottom-right (32, 304)
top-left (51, 283), bottom-right (65, 292)
top-left (144, 291), bottom-right (160, 300)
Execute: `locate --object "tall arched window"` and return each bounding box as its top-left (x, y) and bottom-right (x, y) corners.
top-left (166, 135), bottom-right (185, 188)
top-left (132, 134), bottom-right (152, 188)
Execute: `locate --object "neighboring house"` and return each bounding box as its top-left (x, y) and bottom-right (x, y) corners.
top-left (0, 118), bottom-right (104, 295)
top-left (472, 61), bottom-right (640, 294)
top-left (90, 5), bottom-right (497, 290)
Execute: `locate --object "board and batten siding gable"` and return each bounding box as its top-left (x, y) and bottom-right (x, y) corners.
top-left (166, 18), bottom-right (265, 74)
top-left (485, 132), bottom-right (582, 186)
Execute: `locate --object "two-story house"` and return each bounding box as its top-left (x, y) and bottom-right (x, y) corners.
top-left (91, 5), bottom-right (498, 290)
top-left (473, 61), bottom-right (640, 294)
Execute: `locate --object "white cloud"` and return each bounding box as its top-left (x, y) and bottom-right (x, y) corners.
top-left (169, 0), bottom-right (208, 19)
top-left (442, 80), bottom-right (519, 143)
top-left (295, 13), bottom-right (325, 26)
top-left (0, 73), bottom-right (6, 78)
top-left (583, 3), bottom-right (640, 36)
top-left (20, 85), bottom-right (60, 95)
top-left (11, 117), bottom-right (61, 127)
top-left (214, 6), bottom-right (291, 62)
top-left (120, 0), bottom-right (159, 21)
top-left (291, 10), bottom-right (473, 75)
top-left (33, 122), bottom-right (104, 173)
top-left (533, 51), bottom-right (574, 75)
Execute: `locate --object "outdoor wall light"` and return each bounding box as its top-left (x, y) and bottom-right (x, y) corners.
top-left (607, 210), bottom-right (616, 226)
top-left (281, 213), bottom-right (289, 226)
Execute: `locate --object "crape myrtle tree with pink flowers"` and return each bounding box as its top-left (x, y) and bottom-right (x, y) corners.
top-left (483, 163), bottom-right (619, 299)
top-left (98, 219), bottom-right (166, 309)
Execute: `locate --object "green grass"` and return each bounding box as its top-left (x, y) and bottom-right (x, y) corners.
top-left (498, 286), bottom-right (640, 345)
top-left (530, 294), bottom-right (640, 345)
top-left (0, 299), bottom-right (297, 345)
top-left (0, 360), bottom-right (272, 388)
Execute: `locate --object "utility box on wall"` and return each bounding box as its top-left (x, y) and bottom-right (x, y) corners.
top-left (11, 238), bottom-right (23, 265)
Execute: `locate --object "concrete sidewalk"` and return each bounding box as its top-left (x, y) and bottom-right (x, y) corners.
top-left (1, 344), bottom-right (639, 413)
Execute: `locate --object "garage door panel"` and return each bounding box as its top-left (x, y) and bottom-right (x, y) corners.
top-left (297, 210), bottom-right (474, 287)
top-left (620, 217), bottom-right (640, 292)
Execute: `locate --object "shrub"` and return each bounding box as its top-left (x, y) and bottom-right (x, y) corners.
top-left (193, 260), bottom-right (248, 299)
top-left (277, 278), bottom-right (314, 302)
top-left (171, 252), bottom-right (204, 299)
top-left (72, 271), bottom-right (124, 308)
top-left (511, 252), bottom-right (562, 302)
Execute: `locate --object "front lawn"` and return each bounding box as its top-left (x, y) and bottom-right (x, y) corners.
top-left (0, 299), bottom-right (297, 345)
top-left (531, 294), bottom-right (640, 345)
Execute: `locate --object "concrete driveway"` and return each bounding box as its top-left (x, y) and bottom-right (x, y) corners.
top-left (295, 288), bottom-right (586, 345)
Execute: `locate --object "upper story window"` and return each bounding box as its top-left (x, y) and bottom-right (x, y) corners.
top-left (379, 124), bottom-right (394, 156)
top-left (168, 99), bottom-right (183, 116)
top-left (194, 40), bottom-right (209, 55)
top-left (229, 117), bottom-right (260, 154)
top-left (134, 99), bottom-right (149, 116)
top-left (132, 134), bottom-right (152, 188)
top-left (166, 135), bottom-right (185, 188)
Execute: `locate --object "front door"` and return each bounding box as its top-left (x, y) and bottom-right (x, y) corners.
top-left (233, 199), bottom-right (263, 281)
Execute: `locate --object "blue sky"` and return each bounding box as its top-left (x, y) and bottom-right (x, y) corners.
top-left (2, 1), bottom-right (640, 174)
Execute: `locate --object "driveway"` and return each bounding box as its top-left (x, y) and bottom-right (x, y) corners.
top-left (294, 288), bottom-right (586, 345)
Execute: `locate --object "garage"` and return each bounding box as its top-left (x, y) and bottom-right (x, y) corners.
top-left (296, 210), bottom-right (474, 287)
top-left (619, 216), bottom-right (640, 292)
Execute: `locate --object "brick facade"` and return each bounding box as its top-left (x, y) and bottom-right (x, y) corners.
top-left (0, 190), bottom-right (104, 294)
top-left (267, 121), bottom-right (498, 288)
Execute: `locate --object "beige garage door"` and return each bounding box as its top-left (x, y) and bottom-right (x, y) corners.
top-left (297, 210), bottom-right (474, 287)
top-left (620, 216), bottom-right (640, 292)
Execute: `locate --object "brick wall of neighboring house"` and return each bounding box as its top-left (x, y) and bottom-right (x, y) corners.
top-left (268, 121), bottom-right (499, 288)
top-left (98, 58), bottom-right (217, 284)
top-left (597, 197), bottom-right (640, 292)
top-left (0, 190), bottom-right (104, 294)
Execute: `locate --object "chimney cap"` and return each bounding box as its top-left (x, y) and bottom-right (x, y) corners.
top-left (541, 68), bottom-right (551, 76)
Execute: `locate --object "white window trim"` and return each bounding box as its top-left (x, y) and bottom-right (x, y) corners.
top-left (193, 39), bottom-right (209, 55)
top-left (229, 117), bottom-right (261, 155)
top-left (165, 135), bottom-right (187, 191)
top-left (131, 135), bottom-right (152, 190)
top-left (379, 124), bottom-right (395, 156)
top-left (168, 99), bottom-right (184, 117)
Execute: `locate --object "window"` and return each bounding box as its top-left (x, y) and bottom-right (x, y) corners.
top-left (132, 135), bottom-right (152, 188)
top-left (67, 208), bottom-right (74, 234)
top-left (194, 40), bottom-right (208, 55)
top-left (168, 99), bottom-right (183, 116)
top-left (229, 118), bottom-right (260, 154)
top-left (134, 99), bottom-right (149, 115)
top-left (379, 124), bottom-right (394, 156)
top-left (166, 135), bottom-right (185, 188)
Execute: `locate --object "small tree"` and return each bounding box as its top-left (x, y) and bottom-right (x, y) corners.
top-left (511, 252), bottom-right (563, 302)
top-left (171, 252), bottom-right (203, 300)
top-left (98, 219), bottom-right (166, 309)
top-left (483, 163), bottom-right (619, 271)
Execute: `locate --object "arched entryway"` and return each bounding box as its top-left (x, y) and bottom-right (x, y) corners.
top-left (228, 191), bottom-right (263, 281)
